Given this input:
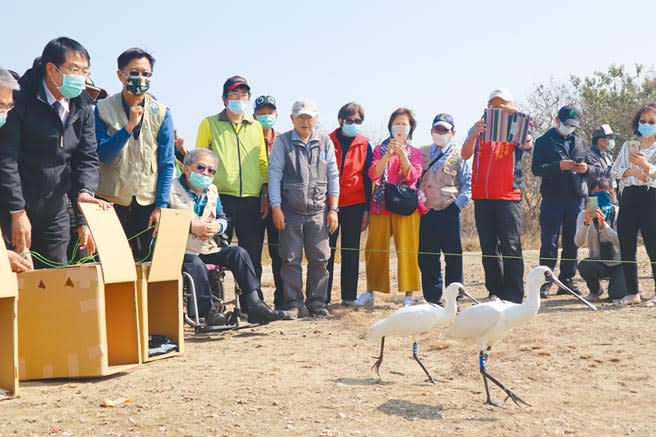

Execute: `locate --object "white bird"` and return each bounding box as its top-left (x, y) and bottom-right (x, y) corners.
top-left (367, 282), bottom-right (477, 384)
top-left (445, 266), bottom-right (597, 407)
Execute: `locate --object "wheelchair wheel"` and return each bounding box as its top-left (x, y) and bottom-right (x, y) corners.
top-left (207, 267), bottom-right (225, 302)
top-left (182, 272), bottom-right (201, 328)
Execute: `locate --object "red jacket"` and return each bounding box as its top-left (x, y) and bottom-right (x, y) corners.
top-left (471, 138), bottom-right (524, 201)
top-left (330, 130), bottom-right (371, 207)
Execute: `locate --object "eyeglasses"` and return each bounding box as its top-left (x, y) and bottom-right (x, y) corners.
top-left (126, 70), bottom-right (153, 78)
top-left (195, 164), bottom-right (216, 175)
top-left (227, 90), bottom-right (250, 99)
top-left (58, 64), bottom-right (90, 77)
top-left (343, 118), bottom-right (363, 125)
top-left (0, 103), bottom-right (14, 112)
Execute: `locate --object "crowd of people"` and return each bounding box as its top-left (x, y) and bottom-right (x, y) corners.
top-left (1, 36), bottom-right (655, 327)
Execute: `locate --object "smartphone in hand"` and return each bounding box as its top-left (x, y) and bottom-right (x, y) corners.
top-left (628, 137), bottom-right (640, 154)
top-left (394, 126), bottom-right (407, 142)
top-left (587, 196), bottom-right (599, 211)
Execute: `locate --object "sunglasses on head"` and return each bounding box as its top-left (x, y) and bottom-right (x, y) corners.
top-left (195, 164), bottom-right (216, 175)
top-left (256, 96), bottom-right (276, 105)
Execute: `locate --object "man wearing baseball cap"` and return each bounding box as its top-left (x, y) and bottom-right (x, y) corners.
top-left (418, 113), bottom-right (471, 304)
top-left (586, 123), bottom-right (618, 193)
top-left (195, 75), bottom-right (269, 312)
top-left (532, 105), bottom-right (589, 297)
top-left (253, 94), bottom-right (285, 309)
top-left (268, 98), bottom-right (339, 318)
top-left (461, 89), bottom-right (533, 303)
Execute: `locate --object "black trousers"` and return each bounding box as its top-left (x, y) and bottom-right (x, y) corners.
top-left (264, 212), bottom-right (285, 309)
top-left (577, 259), bottom-right (627, 299)
top-left (112, 198), bottom-right (155, 261)
top-left (617, 186), bottom-right (656, 294)
top-left (418, 203), bottom-right (463, 303)
top-left (1, 196), bottom-right (70, 269)
top-left (182, 247), bottom-right (261, 317)
top-left (474, 199), bottom-right (524, 303)
top-left (220, 195), bottom-right (265, 281)
top-left (327, 203), bottom-right (367, 303)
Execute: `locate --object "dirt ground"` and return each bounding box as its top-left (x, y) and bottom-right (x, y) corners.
top-left (2, 248), bottom-right (656, 436)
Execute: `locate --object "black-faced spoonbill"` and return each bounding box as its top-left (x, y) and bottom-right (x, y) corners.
top-left (367, 282), bottom-right (476, 384)
top-left (445, 266), bottom-right (597, 407)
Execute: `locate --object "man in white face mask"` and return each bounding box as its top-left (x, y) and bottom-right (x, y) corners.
top-left (418, 113), bottom-right (471, 304)
top-left (586, 124), bottom-right (619, 194)
top-left (532, 105), bottom-right (589, 298)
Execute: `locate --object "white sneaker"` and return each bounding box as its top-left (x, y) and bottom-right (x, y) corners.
top-left (354, 291), bottom-right (374, 307)
top-left (403, 294), bottom-right (414, 307)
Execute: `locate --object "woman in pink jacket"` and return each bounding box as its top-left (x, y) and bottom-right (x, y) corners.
top-left (354, 108), bottom-right (424, 308)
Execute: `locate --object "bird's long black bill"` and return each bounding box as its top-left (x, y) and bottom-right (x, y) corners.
top-left (551, 277), bottom-right (597, 311)
top-left (462, 290), bottom-right (481, 304)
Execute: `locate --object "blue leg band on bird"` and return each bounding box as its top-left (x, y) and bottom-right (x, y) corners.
top-left (412, 342), bottom-right (418, 356)
top-left (479, 352), bottom-right (487, 371)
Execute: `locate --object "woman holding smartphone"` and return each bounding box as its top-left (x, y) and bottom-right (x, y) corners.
top-left (610, 103), bottom-right (656, 305)
top-left (354, 108), bottom-right (424, 308)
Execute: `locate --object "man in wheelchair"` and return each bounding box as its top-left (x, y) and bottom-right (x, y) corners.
top-left (170, 149), bottom-right (291, 325)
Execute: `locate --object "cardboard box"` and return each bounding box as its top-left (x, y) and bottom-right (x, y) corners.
top-left (17, 204), bottom-right (140, 380)
top-left (135, 208), bottom-right (190, 362)
top-left (0, 231), bottom-right (19, 396)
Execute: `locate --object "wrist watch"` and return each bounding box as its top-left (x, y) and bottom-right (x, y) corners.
top-left (329, 205), bottom-right (339, 212)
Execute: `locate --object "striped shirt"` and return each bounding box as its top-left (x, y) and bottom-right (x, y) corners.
top-left (610, 140), bottom-right (656, 190)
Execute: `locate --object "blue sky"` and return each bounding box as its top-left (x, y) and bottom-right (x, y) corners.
top-left (3, 0), bottom-right (653, 146)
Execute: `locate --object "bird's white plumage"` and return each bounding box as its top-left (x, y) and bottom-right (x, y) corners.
top-left (445, 266), bottom-right (549, 351)
top-left (367, 283), bottom-right (463, 342)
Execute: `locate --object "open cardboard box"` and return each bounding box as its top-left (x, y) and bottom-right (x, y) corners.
top-left (0, 230), bottom-right (19, 396)
top-left (135, 208), bottom-right (190, 362)
top-left (17, 203), bottom-right (140, 380)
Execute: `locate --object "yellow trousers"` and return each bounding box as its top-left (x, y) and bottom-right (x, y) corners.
top-left (365, 212), bottom-right (420, 293)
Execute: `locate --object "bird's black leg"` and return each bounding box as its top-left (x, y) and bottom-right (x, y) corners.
top-left (371, 337), bottom-right (385, 376)
top-left (479, 351), bottom-right (499, 407)
top-left (479, 350), bottom-right (530, 407)
top-left (412, 341), bottom-right (438, 384)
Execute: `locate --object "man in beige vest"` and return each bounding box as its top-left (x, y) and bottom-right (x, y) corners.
top-left (94, 48), bottom-right (175, 260)
top-left (418, 113), bottom-right (471, 304)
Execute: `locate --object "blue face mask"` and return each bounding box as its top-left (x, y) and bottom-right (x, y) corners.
top-left (256, 114), bottom-right (276, 129)
top-left (55, 67), bottom-right (86, 99)
top-left (638, 122), bottom-right (656, 138)
top-left (342, 123), bottom-right (362, 137)
top-left (0, 113), bottom-right (6, 129)
top-left (188, 171), bottom-right (213, 190)
top-left (227, 99), bottom-right (248, 115)
top-left (392, 125), bottom-right (410, 139)
top-left (593, 191), bottom-right (613, 220)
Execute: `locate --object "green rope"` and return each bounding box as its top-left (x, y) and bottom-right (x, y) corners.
top-left (28, 225), bottom-right (157, 268)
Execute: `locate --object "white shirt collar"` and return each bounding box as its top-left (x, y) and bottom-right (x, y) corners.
top-left (42, 79), bottom-right (69, 113)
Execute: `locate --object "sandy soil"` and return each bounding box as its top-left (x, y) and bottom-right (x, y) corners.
top-left (2, 248), bottom-right (656, 436)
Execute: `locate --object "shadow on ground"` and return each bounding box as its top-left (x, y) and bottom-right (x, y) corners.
top-left (376, 399), bottom-right (444, 420)
top-left (330, 377), bottom-right (393, 386)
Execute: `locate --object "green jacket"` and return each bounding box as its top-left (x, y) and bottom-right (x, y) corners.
top-left (195, 109), bottom-right (268, 197)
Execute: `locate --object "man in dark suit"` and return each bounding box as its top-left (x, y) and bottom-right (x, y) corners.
top-left (0, 37), bottom-right (107, 268)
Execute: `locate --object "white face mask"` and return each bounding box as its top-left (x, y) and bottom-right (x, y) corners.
top-left (557, 124), bottom-right (576, 137)
top-left (607, 139), bottom-right (616, 150)
top-left (431, 132), bottom-right (451, 147)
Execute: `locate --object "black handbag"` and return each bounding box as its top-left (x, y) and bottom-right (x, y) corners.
top-left (384, 182), bottom-right (418, 215)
